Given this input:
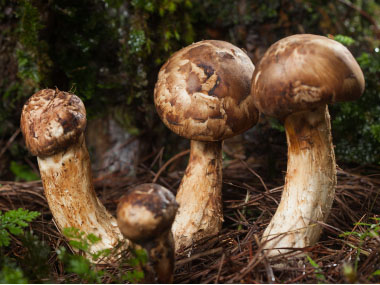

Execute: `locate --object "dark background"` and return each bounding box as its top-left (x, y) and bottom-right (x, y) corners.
top-left (0, 0), bottom-right (379, 180)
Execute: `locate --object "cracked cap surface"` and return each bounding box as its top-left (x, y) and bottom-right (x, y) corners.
top-left (20, 89), bottom-right (86, 157)
top-left (154, 40), bottom-right (259, 141)
top-left (251, 34), bottom-right (365, 120)
top-left (117, 183), bottom-right (178, 243)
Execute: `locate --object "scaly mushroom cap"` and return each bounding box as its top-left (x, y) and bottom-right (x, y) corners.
top-left (117, 183), bottom-right (178, 243)
top-left (251, 34), bottom-right (365, 119)
top-left (154, 40), bottom-right (258, 141)
top-left (20, 89), bottom-right (86, 157)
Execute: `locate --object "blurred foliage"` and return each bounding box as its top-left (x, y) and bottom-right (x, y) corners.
top-left (0, 209), bottom-right (46, 282)
top-left (9, 161), bottom-right (39, 181)
top-left (0, 215), bottom-right (147, 283)
top-left (58, 226), bottom-right (147, 283)
top-left (0, 208), bottom-right (40, 247)
top-left (340, 217), bottom-right (380, 283)
top-left (306, 254), bottom-right (326, 284)
top-left (332, 38), bottom-right (380, 163)
top-left (0, 0), bottom-right (379, 173)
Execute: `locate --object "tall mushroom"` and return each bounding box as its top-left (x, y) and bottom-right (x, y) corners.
top-left (20, 89), bottom-right (123, 254)
top-left (154, 40), bottom-right (259, 250)
top-left (251, 34), bottom-right (365, 256)
top-left (117, 183), bottom-right (178, 283)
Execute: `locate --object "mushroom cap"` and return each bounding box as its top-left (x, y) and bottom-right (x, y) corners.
top-left (116, 183), bottom-right (178, 243)
top-left (251, 34), bottom-right (365, 119)
top-left (20, 89), bottom-right (86, 157)
top-left (154, 40), bottom-right (259, 141)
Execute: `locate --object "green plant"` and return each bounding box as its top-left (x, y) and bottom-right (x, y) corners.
top-left (0, 209), bottom-right (45, 283)
top-left (0, 208), bottom-right (40, 247)
top-left (17, 232), bottom-right (51, 282)
top-left (0, 264), bottom-right (28, 284)
top-left (331, 34), bottom-right (355, 46)
top-left (57, 227), bottom-right (109, 283)
top-left (57, 227), bottom-right (147, 283)
top-left (306, 255), bottom-right (326, 284)
top-left (57, 246), bottom-right (105, 283)
top-left (9, 161), bottom-right (39, 181)
top-left (121, 248), bottom-right (148, 283)
top-left (332, 47), bottom-right (380, 164)
top-left (340, 217), bottom-right (380, 282)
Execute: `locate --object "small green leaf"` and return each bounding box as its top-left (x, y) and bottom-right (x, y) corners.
top-left (68, 240), bottom-right (89, 252)
top-left (10, 161), bottom-right (39, 181)
top-left (371, 270), bottom-right (380, 277)
top-left (0, 265), bottom-right (28, 284)
top-left (8, 225), bottom-right (23, 236)
top-left (332, 34), bottom-right (355, 46)
top-left (134, 248), bottom-right (148, 265)
top-left (86, 233), bottom-right (101, 244)
top-left (0, 208), bottom-right (40, 248)
top-left (306, 255), bottom-right (319, 268)
top-left (306, 255), bottom-right (326, 283)
top-left (0, 229), bottom-right (11, 247)
top-left (63, 227), bottom-right (84, 239)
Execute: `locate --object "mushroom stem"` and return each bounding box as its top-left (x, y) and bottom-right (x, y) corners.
top-left (137, 231), bottom-right (175, 283)
top-left (38, 133), bottom-right (123, 253)
top-left (262, 105), bottom-right (336, 256)
top-left (172, 140), bottom-right (223, 250)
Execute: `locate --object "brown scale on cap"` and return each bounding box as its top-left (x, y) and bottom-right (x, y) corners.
top-left (155, 40), bottom-right (258, 141)
top-left (252, 34), bottom-right (365, 120)
top-left (117, 183), bottom-right (178, 283)
top-left (21, 89), bottom-right (86, 157)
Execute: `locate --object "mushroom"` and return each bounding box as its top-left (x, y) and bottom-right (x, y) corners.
top-left (154, 40), bottom-right (259, 250)
top-left (251, 34), bottom-right (365, 256)
top-left (117, 183), bottom-right (178, 283)
top-left (20, 89), bottom-right (123, 254)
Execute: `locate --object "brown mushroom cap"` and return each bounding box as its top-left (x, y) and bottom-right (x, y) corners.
top-left (116, 183), bottom-right (178, 243)
top-left (251, 34), bottom-right (365, 119)
top-left (154, 40), bottom-right (259, 141)
top-left (20, 89), bottom-right (86, 157)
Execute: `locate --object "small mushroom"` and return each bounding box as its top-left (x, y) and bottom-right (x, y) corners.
top-left (251, 34), bottom-right (365, 256)
top-left (117, 183), bottom-right (178, 283)
top-left (20, 89), bottom-right (123, 254)
top-left (154, 40), bottom-right (259, 250)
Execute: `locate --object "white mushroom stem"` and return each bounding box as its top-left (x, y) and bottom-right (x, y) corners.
top-left (262, 106), bottom-right (336, 256)
top-left (38, 134), bottom-right (123, 254)
top-left (172, 140), bottom-right (223, 250)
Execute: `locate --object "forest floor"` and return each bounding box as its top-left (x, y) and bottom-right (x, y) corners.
top-left (1, 137), bottom-right (380, 283)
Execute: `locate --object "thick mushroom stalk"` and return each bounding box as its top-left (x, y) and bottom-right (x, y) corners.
top-left (251, 34), bottom-right (365, 257)
top-left (172, 140), bottom-right (223, 249)
top-left (154, 40), bottom-right (259, 250)
top-left (117, 183), bottom-right (178, 283)
top-left (20, 89), bottom-right (123, 254)
top-left (263, 106), bottom-right (336, 253)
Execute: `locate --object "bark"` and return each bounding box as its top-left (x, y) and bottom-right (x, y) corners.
top-left (172, 140), bottom-right (223, 250)
top-left (38, 134), bottom-right (123, 254)
top-left (262, 106), bottom-right (336, 256)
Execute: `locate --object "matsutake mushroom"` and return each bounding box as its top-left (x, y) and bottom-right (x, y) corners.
top-left (154, 40), bottom-right (259, 250)
top-left (117, 183), bottom-right (178, 283)
top-left (251, 34), bottom-right (365, 257)
top-left (20, 89), bottom-right (123, 254)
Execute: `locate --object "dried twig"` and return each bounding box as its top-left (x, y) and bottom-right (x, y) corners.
top-left (0, 128), bottom-right (21, 159)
